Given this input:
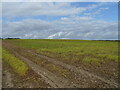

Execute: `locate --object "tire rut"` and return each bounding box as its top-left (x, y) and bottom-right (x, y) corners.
top-left (3, 69), bottom-right (14, 88)
top-left (2, 41), bottom-right (118, 88)
top-left (0, 59), bottom-right (2, 90)
top-left (27, 50), bottom-right (118, 88)
top-left (13, 51), bottom-right (80, 88)
top-left (3, 45), bottom-right (80, 88)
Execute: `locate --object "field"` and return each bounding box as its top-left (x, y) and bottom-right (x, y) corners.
top-left (0, 40), bottom-right (2, 89)
top-left (2, 39), bottom-right (119, 88)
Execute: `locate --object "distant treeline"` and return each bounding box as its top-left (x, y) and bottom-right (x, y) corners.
top-left (92, 40), bottom-right (120, 42)
top-left (0, 38), bottom-right (21, 39)
top-left (0, 38), bottom-right (119, 42)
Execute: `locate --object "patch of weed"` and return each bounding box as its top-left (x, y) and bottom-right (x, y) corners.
top-left (2, 48), bottom-right (28, 76)
top-left (82, 57), bottom-right (101, 64)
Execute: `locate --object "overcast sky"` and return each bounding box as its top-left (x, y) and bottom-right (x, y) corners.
top-left (2, 2), bottom-right (118, 40)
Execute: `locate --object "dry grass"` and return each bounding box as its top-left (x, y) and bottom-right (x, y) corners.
top-left (2, 48), bottom-right (28, 76)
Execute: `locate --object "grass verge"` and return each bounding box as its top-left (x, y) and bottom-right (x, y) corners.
top-left (2, 48), bottom-right (28, 76)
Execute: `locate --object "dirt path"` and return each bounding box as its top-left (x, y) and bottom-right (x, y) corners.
top-left (2, 41), bottom-right (118, 88)
top-left (8, 49), bottom-right (79, 88)
top-left (0, 59), bottom-right (2, 90)
top-left (15, 53), bottom-right (80, 88)
top-left (27, 50), bottom-right (118, 87)
top-left (3, 42), bottom-right (79, 88)
top-left (0, 40), bottom-right (2, 90)
top-left (3, 70), bottom-right (13, 88)
top-left (3, 61), bottom-right (50, 88)
top-left (0, 63), bottom-right (1, 90)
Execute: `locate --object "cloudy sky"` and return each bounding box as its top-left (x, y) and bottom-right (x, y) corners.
top-left (2, 2), bottom-right (118, 40)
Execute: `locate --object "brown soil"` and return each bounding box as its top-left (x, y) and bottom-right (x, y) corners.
top-left (0, 40), bottom-right (2, 90)
top-left (2, 61), bottom-right (50, 88)
top-left (3, 42), bottom-right (79, 88)
top-left (2, 40), bottom-right (119, 88)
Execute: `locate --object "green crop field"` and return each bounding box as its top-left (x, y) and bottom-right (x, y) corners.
top-left (6, 39), bottom-right (119, 63)
top-left (2, 39), bottom-right (119, 88)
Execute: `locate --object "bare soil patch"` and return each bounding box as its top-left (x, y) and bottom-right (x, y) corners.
top-left (2, 40), bottom-right (119, 88)
top-left (2, 61), bottom-right (50, 88)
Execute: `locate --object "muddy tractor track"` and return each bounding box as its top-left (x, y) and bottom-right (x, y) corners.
top-left (2, 41), bottom-right (118, 88)
top-left (13, 51), bottom-right (79, 88)
top-left (3, 43), bottom-right (79, 88)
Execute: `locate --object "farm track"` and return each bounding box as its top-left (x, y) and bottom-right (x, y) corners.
top-left (27, 50), bottom-right (118, 87)
top-left (0, 40), bottom-right (2, 90)
top-left (13, 51), bottom-right (79, 88)
top-left (3, 42), bottom-right (79, 88)
top-left (3, 69), bottom-right (13, 88)
top-left (2, 41), bottom-right (118, 88)
top-left (2, 61), bottom-right (51, 88)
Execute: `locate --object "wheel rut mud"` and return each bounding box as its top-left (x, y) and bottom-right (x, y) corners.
top-left (2, 61), bottom-right (50, 88)
top-left (2, 41), bottom-right (118, 88)
top-left (3, 69), bottom-right (13, 88)
top-left (27, 50), bottom-right (118, 87)
top-left (0, 40), bottom-right (2, 90)
top-left (3, 42), bottom-right (79, 88)
top-left (14, 52), bottom-right (79, 88)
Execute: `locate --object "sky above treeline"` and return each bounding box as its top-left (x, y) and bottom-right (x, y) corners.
top-left (2, 2), bottom-right (118, 40)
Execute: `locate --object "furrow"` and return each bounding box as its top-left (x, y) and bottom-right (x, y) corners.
top-left (27, 50), bottom-right (118, 87)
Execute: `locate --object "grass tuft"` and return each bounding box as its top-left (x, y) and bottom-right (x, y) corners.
top-left (82, 57), bottom-right (101, 64)
top-left (2, 48), bottom-right (28, 76)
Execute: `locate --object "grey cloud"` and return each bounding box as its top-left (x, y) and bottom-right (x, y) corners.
top-left (2, 2), bottom-right (106, 18)
top-left (2, 16), bottom-right (118, 40)
top-left (2, 2), bottom-right (86, 17)
top-left (2, 0), bottom-right (119, 2)
top-left (2, 2), bottom-right (118, 40)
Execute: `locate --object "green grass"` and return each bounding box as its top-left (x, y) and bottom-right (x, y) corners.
top-left (46, 63), bottom-right (70, 78)
top-left (20, 51), bottom-right (70, 78)
top-left (82, 57), bottom-right (101, 64)
top-left (4, 39), bottom-right (119, 63)
top-left (0, 47), bottom-right (2, 64)
top-left (2, 48), bottom-right (28, 76)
